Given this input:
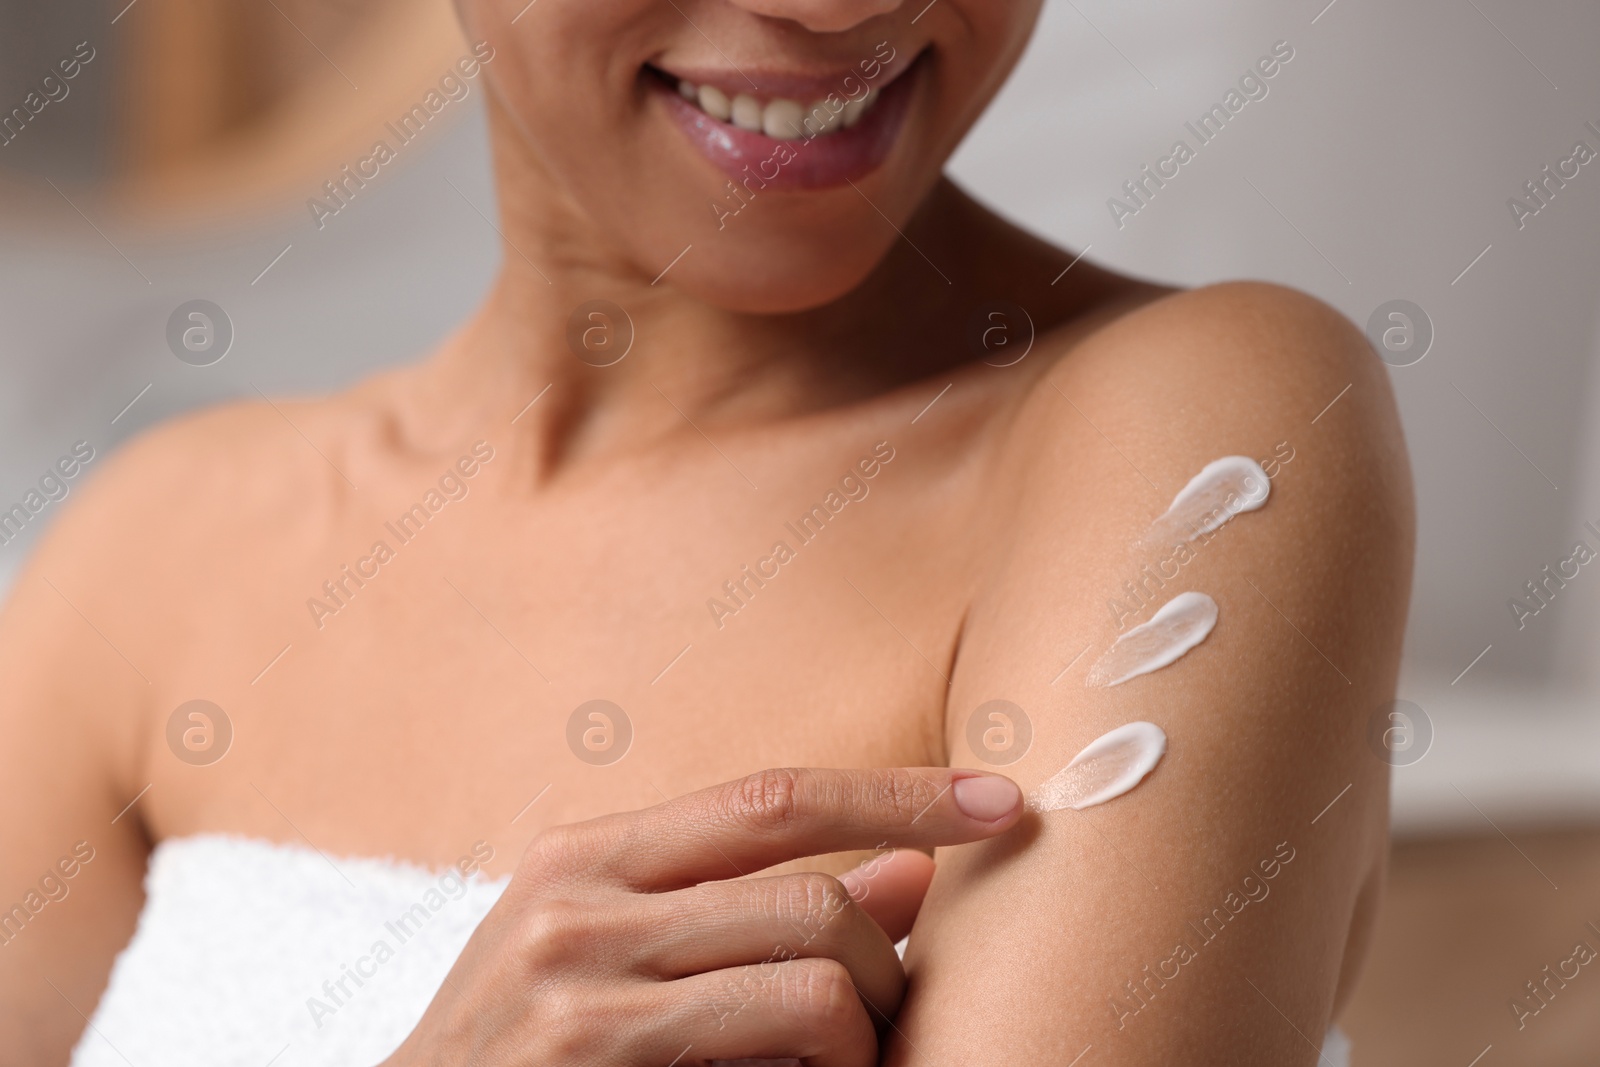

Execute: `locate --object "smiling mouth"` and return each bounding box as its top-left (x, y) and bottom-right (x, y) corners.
top-left (661, 74), bottom-right (888, 141)
top-left (643, 49), bottom-right (926, 191)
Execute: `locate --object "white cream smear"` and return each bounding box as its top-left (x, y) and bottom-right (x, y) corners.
top-left (1027, 721), bottom-right (1168, 812)
top-left (1086, 591), bottom-right (1218, 687)
top-left (1148, 455), bottom-right (1271, 543)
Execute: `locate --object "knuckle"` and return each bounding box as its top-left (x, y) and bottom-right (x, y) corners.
top-left (722, 767), bottom-right (809, 832)
top-left (532, 987), bottom-right (602, 1058)
top-left (785, 958), bottom-right (858, 1027)
top-left (775, 872), bottom-right (852, 946)
top-left (521, 824), bottom-right (586, 874)
top-left (516, 898), bottom-right (590, 971)
top-left (869, 767), bottom-right (933, 824)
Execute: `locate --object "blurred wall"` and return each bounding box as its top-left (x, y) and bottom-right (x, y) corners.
top-left (0, 0), bottom-right (117, 179)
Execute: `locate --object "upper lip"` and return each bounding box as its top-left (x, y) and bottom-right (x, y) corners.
top-left (651, 48), bottom-right (920, 102)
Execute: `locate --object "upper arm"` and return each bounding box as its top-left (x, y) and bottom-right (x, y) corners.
top-left (890, 283), bottom-right (1413, 1063)
top-left (0, 401), bottom-right (299, 1062)
top-left (0, 442), bottom-right (162, 1062)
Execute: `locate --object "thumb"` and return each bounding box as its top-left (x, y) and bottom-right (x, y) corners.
top-left (839, 848), bottom-right (936, 944)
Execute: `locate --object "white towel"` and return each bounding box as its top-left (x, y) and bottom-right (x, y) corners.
top-left (71, 834), bottom-right (510, 1067)
top-left (70, 834), bottom-right (1348, 1066)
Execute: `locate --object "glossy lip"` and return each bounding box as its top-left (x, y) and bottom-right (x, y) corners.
top-left (648, 49), bottom-right (926, 192)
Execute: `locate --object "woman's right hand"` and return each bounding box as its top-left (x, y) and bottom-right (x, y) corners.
top-left (381, 767), bottom-right (1023, 1067)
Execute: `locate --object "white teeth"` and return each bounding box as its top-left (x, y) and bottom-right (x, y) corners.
top-left (801, 99), bottom-right (834, 138)
top-left (671, 76), bottom-right (883, 139)
top-left (730, 93), bottom-right (764, 131)
top-left (762, 98), bottom-right (805, 139)
top-left (841, 88), bottom-right (876, 128)
top-left (697, 84), bottom-right (731, 121)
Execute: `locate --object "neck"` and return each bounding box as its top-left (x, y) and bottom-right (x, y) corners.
top-left (425, 104), bottom-right (1103, 476)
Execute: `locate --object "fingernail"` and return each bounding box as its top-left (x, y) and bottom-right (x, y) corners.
top-left (952, 775), bottom-right (1020, 821)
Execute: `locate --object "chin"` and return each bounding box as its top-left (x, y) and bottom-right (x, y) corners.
top-left (661, 219), bottom-right (902, 315)
top-left (489, 36), bottom-right (946, 302)
top-left (651, 65), bottom-right (951, 311)
top-left (629, 45), bottom-right (937, 312)
top-left (466, 1), bottom-right (1033, 311)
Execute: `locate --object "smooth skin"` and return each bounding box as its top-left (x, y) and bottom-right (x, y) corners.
top-left (0, 0), bottom-right (1413, 1064)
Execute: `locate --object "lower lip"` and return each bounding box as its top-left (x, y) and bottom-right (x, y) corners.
top-left (650, 59), bottom-right (920, 192)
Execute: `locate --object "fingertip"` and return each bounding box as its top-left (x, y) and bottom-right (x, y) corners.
top-left (951, 773), bottom-right (1022, 824)
top-left (842, 848), bottom-right (937, 943)
top-left (840, 847), bottom-right (934, 900)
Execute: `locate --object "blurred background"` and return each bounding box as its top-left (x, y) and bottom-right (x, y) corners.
top-left (3, 0), bottom-right (1598, 1061)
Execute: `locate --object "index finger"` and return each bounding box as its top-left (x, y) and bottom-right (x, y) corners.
top-left (587, 767), bottom-right (1022, 890)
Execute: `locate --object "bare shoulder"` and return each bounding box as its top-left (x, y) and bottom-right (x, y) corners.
top-left (25, 369), bottom-right (422, 598)
top-left (967, 277), bottom-right (1417, 712)
top-left (20, 398), bottom-right (347, 614)
top-left (1046, 280), bottom-right (1392, 425)
top-left (0, 372), bottom-right (418, 733)
top-left (998, 280), bottom-right (1413, 539)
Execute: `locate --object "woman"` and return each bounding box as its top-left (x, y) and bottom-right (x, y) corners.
top-left (0, 0), bottom-right (1412, 1063)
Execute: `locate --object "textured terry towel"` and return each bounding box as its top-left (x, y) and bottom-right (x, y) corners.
top-left (71, 835), bottom-right (1350, 1066)
top-left (71, 835), bottom-right (511, 1067)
